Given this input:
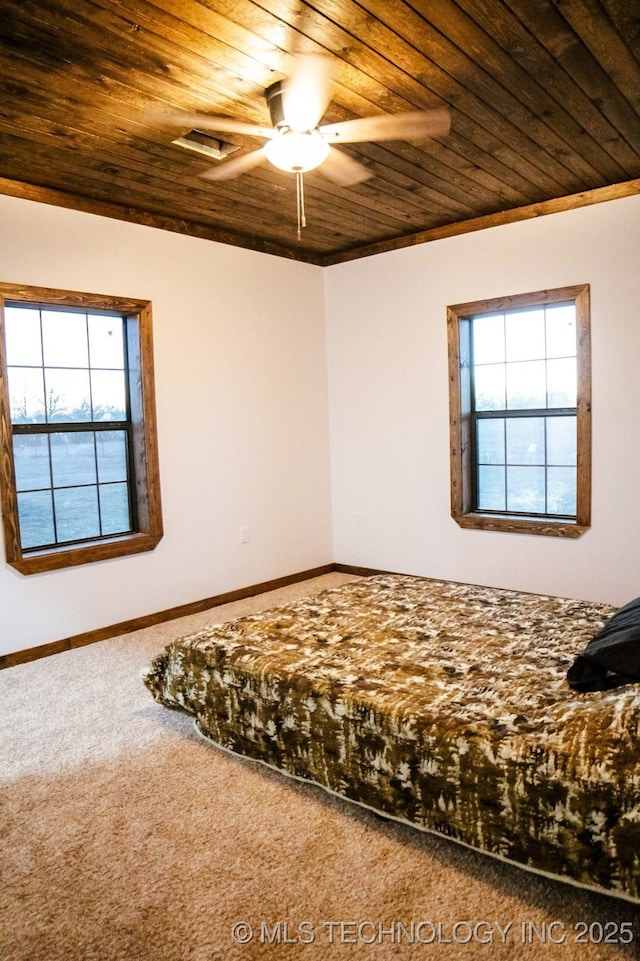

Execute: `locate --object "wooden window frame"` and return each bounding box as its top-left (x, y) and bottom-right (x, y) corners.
top-left (447, 284), bottom-right (591, 538)
top-left (0, 283), bottom-right (163, 573)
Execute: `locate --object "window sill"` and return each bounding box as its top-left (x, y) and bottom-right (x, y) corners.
top-left (8, 530), bottom-right (163, 575)
top-left (452, 512), bottom-right (589, 538)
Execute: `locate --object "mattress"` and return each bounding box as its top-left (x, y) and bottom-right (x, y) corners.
top-left (143, 574), bottom-right (640, 903)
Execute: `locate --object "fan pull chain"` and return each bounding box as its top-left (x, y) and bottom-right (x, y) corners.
top-left (296, 170), bottom-right (306, 241)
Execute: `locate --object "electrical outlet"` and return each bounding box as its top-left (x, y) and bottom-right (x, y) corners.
top-left (240, 526), bottom-right (249, 544)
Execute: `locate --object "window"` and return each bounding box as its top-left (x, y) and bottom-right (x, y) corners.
top-left (447, 284), bottom-right (591, 537)
top-left (0, 283), bottom-right (163, 573)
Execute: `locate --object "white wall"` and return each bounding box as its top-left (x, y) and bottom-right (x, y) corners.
top-left (0, 195), bottom-right (333, 656)
top-left (2, 191), bottom-right (638, 657)
top-left (325, 194), bottom-right (640, 605)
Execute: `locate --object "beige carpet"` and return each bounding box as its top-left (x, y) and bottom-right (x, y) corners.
top-left (1, 573), bottom-right (638, 961)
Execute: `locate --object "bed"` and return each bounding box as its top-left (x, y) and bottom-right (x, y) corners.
top-left (143, 574), bottom-right (640, 903)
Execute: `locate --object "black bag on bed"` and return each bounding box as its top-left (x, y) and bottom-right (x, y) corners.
top-left (567, 595), bottom-right (640, 691)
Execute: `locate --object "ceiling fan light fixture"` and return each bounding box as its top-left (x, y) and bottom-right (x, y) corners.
top-left (263, 130), bottom-right (330, 173)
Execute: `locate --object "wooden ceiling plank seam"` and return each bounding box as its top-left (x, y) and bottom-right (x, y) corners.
top-left (124, 79), bottom-right (516, 221)
top-left (553, 0), bottom-right (640, 114)
top-left (247, 0), bottom-right (594, 192)
top-left (0, 62), bottom-right (476, 240)
top-left (1, 0), bottom-right (331, 144)
top-left (0, 175), bottom-right (324, 262)
top-left (0, 84), bottom-right (275, 212)
top-left (359, 0), bottom-right (629, 183)
top-left (296, 0), bottom-right (609, 185)
top-left (501, 0), bottom-right (640, 157)
top-left (0, 122), bottom-right (286, 228)
top-left (142, 0), bottom-right (375, 98)
top-left (0, 104), bottom-right (366, 239)
top-left (349, 139), bottom-right (524, 211)
top-left (320, 178), bottom-right (640, 265)
top-left (180, 144), bottom-right (444, 234)
top-left (0, 142), bottom-right (319, 242)
top-left (0, 148), bottom-right (367, 251)
top-left (0, 53), bottom-right (266, 163)
top-left (135, 0), bottom-right (592, 202)
top-left (448, 0), bottom-right (640, 171)
top-left (598, 0), bottom-right (640, 67)
top-left (137, 0), bottom-right (409, 118)
top-left (0, 0), bottom-right (480, 202)
top-left (305, 172), bottom-right (462, 224)
top-left (196, 153), bottom-right (468, 235)
top-left (170, 0), bottom-right (573, 198)
top-left (0, 73), bottom-right (279, 202)
top-left (0, 96), bottom-right (580, 246)
top-left (312, 0), bottom-right (629, 189)
top-left (0, 133), bottom-right (401, 245)
top-left (0, 7), bottom-right (560, 218)
top-left (0, 0), bottom-right (276, 123)
top-left (80, 0), bottom-right (288, 107)
top-left (3, 1), bottom-right (204, 87)
top-left (154, 129), bottom-right (479, 223)
top-left (305, 88), bottom-right (566, 201)
top-left (155, 119), bottom-right (485, 223)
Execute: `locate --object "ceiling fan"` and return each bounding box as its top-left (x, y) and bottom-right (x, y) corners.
top-left (154, 55), bottom-right (451, 238)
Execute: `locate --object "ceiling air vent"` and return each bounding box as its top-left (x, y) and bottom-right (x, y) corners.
top-left (172, 130), bottom-right (240, 161)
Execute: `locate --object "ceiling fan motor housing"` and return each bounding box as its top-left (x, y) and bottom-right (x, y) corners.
top-left (266, 80), bottom-right (286, 129)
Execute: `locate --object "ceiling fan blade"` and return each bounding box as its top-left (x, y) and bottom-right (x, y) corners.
top-left (281, 54), bottom-right (333, 131)
top-left (320, 146), bottom-right (372, 186)
top-left (144, 107), bottom-right (274, 140)
top-left (200, 147), bottom-right (267, 181)
top-left (320, 106), bottom-right (451, 143)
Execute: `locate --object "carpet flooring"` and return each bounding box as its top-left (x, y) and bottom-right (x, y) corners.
top-left (1, 573), bottom-right (639, 961)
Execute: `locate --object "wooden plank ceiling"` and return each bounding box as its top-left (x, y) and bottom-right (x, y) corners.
top-left (0, 1), bottom-right (638, 265)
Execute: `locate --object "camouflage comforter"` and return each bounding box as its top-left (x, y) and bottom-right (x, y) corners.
top-left (143, 574), bottom-right (640, 902)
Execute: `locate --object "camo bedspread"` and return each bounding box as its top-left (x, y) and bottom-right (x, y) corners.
top-left (143, 574), bottom-right (640, 902)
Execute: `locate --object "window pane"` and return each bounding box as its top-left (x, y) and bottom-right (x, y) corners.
top-left (474, 364), bottom-right (506, 410)
top-left (546, 305), bottom-right (576, 358)
top-left (507, 466), bottom-right (545, 513)
top-left (548, 467), bottom-right (577, 515)
top-left (51, 433), bottom-right (97, 487)
top-left (547, 417), bottom-right (576, 466)
top-left (472, 314), bottom-right (505, 364)
top-left (547, 357), bottom-right (576, 407)
top-left (5, 307), bottom-right (42, 366)
top-left (477, 418), bottom-right (504, 465)
top-left (505, 309), bottom-right (545, 361)
top-left (91, 370), bottom-right (127, 420)
top-left (41, 311), bottom-right (88, 368)
top-left (506, 417), bottom-right (545, 464)
top-left (96, 431), bottom-right (128, 482)
top-left (13, 435), bottom-right (51, 492)
top-left (8, 367), bottom-right (46, 423)
top-left (45, 368), bottom-right (92, 421)
top-left (506, 360), bottom-right (546, 409)
top-left (54, 486), bottom-right (100, 542)
top-left (17, 490), bottom-right (55, 549)
top-left (99, 483), bottom-right (131, 534)
top-left (477, 465), bottom-right (505, 511)
top-left (88, 315), bottom-right (125, 369)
